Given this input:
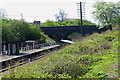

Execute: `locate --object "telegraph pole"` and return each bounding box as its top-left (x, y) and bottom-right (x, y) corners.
top-left (80, 2), bottom-right (83, 26)
top-left (80, 2), bottom-right (83, 35)
top-left (77, 2), bottom-right (85, 36)
top-left (21, 13), bottom-right (23, 19)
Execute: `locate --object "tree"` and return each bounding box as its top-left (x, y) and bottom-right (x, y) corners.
top-left (40, 19), bottom-right (95, 27)
top-left (92, 1), bottom-right (119, 26)
top-left (0, 8), bottom-right (8, 19)
top-left (28, 24), bottom-right (47, 43)
top-left (40, 20), bottom-right (59, 27)
top-left (2, 19), bottom-right (13, 43)
top-left (2, 19), bottom-right (47, 43)
top-left (55, 9), bottom-right (67, 22)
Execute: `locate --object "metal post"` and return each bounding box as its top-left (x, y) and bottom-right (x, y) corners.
top-left (80, 2), bottom-right (83, 26)
top-left (80, 2), bottom-right (83, 35)
top-left (77, 2), bottom-right (85, 36)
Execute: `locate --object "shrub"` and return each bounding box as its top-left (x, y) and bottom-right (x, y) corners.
top-left (99, 42), bottom-right (111, 49)
top-left (104, 35), bottom-right (115, 41)
top-left (67, 32), bottom-right (82, 41)
top-left (50, 61), bottom-right (88, 78)
top-left (78, 55), bottom-right (103, 66)
top-left (2, 19), bottom-right (48, 43)
top-left (92, 71), bottom-right (108, 78)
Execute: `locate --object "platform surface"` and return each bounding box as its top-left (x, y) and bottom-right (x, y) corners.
top-left (0, 45), bottom-right (60, 63)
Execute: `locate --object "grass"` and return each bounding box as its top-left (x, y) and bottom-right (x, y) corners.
top-left (67, 32), bottom-right (82, 41)
top-left (1, 27), bottom-right (119, 79)
top-left (45, 37), bottom-right (56, 43)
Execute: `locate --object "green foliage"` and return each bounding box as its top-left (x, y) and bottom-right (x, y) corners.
top-left (28, 24), bottom-right (47, 43)
top-left (8, 64), bottom-right (15, 78)
top-left (67, 32), bottom-right (82, 41)
top-left (2, 19), bottom-right (47, 43)
top-left (112, 41), bottom-right (118, 46)
top-left (104, 35), bottom-right (115, 41)
top-left (19, 49), bottom-right (22, 52)
top-left (117, 16), bottom-right (120, 26)
top-left (41, 20), bottom-right (60, 27)
top-left (2, 19), bottom-right (14, 43)
top-left (92, 1), bottom-right (119, 25)
top-left (92, 71), bottom-right (108, 78)
top-left (45, 37), bottom-right (56, 43)
top-left (40, 19), bottom-right (95, 27)
top-left (2, 27), bottom-right (118, 78)
top-left (50, 61), bottom-right (88, 78)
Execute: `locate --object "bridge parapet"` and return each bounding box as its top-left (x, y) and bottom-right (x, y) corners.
top-left (40, 25), bottom-right (106, 40)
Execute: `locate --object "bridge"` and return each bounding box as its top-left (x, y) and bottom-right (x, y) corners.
top-left (40, 25), bottom-right (109, 40)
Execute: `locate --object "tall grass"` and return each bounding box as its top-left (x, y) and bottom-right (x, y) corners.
top-left (2, 27), bottom-right (119, 78)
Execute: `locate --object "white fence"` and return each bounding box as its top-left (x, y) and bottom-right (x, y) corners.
top-left (21, 42), bottom-right (59, 52)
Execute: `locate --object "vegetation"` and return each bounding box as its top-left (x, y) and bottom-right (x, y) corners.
top-left (0, 8), bottom-right (8, 19)
top-left (92, 1), bottom-right (119, 26)
top-left (40, 19), bottom-right (95, 27)
top-left (2, 19), bottom-right (47, 43)
top-left (2, 26), bottom-right (119, 79)
top-left (45, 37), bottom-right (56, 43)
top-left (117, 16), bottom-right (120, 26)
top-left (67, 32), bottom-right (82, 41)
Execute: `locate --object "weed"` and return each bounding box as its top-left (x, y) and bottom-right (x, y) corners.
top-left (2, 28), bottom-right (118, 78)
top-left (104, 35), bottom-right (115, 41)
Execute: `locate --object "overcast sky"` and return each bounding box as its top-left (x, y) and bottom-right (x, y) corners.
top-left (0, 0), bottom-right (119, 23)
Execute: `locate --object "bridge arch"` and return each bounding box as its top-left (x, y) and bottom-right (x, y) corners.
top-left (40, 25), bottom-right (99, 41)
top-left (67, 32), bottom-right (82, 40)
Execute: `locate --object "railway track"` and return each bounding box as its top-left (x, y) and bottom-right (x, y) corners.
top-left (0, 53), bottom-right (47, 73)
top-left (0, 44), bottom-right (67, 73)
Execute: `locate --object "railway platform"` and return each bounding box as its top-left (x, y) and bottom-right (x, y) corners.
top-left (0, 45), bottom-right (60, 69)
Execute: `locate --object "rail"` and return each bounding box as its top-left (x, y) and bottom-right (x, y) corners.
top-left (21, 42), bottom-right (59, 52)
top-left (0, 54), bottom-right (46, 73)
top-left (0, 43), bottom-right (70, 74)
top-left (0, 44), bottom-right (62, 73)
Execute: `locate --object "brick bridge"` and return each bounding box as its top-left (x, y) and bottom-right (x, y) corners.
top-left (40, 25), bottom-right (109, 40)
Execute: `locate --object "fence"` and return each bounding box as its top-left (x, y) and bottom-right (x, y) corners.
top-left (21, 42), bottom-right (59, 52)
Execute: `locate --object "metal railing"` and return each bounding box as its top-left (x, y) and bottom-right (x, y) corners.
top-left (21, 42), bottom-right (59, 52)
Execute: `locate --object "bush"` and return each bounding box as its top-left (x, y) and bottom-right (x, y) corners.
top-left (2, 19), bottom-right (47, 43)
top-left (78, 55), bottom-right (103, 66)
top-left (67, 32), bottom-right (82, 41)
top-left (40, 19), bottom-right (95, 27)
top-left (92, 71), bottom-right (108, 78)
top-left (104, 35), bottom-right (115, 41)
top-left (99, 42), bottom-right (111, 50)
top-left (2, 29), bottom-right (118, 78)
top-left (50, 61), bottom-right (88, 78)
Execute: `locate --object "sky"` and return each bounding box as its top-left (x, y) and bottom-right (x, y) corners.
top-left (0, 0), bottom-right (119, 23)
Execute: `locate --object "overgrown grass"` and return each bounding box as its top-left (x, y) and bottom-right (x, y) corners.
top-left (2, 27), bottom-right (119, 79)
top-left (67, 32), bottom-right (82, 41)
top-left (45, 37), bottom-right (56, 43)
